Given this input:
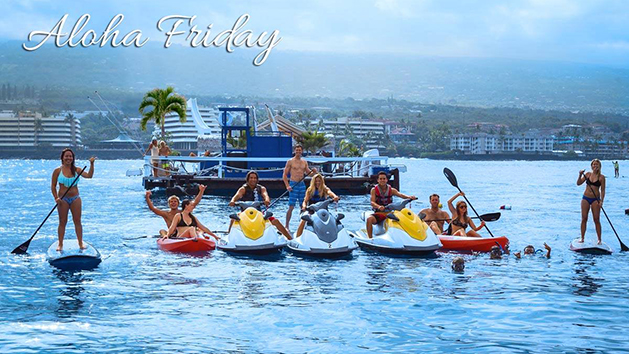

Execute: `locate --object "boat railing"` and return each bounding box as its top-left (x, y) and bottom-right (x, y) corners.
top-left (142, 155), bottom-right (398, 179)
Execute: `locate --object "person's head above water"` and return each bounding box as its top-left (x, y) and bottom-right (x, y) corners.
top-left (490, 245), bottom-right (502, 259)
top-left (451, 256), bottom-right (465, 272)
top-left (524, 245), bottom-right (535, 255)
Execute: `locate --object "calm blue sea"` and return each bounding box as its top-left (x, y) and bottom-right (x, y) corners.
top-left (1, 158), bottom-right (628, 353)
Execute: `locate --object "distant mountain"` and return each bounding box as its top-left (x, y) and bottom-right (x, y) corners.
top-left (1, 40), bottom-right (628, 115)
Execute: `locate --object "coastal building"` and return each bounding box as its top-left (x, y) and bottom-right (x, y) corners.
top-left (155, 98), bottom-right (221, 151)
top-left (450, 132), bottom-right (554, 154)
top-left (315, 117), bottom-right (385, 149)
top-left (0, 110), bottom-right (81, 149)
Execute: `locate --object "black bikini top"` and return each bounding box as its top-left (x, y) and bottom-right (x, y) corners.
top-left (585, 174), bottom-right (602, 187)
top-left (177, 213), bottom-right (198, 227)
top-left (452, 218), bottom-right (468, 229)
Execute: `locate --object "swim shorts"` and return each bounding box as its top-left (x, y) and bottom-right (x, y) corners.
top-left (288, 181), bottom-right (306, 206)
top-left (372, 212), bottom-right (388, 223)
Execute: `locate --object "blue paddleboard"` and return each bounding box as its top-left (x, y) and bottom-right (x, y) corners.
top-left (46, 239), bottom-right (102, 270)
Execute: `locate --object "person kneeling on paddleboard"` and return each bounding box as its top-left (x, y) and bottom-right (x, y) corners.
top-left (447, 192), bottom-right (485, 237)
top-left (577, 159), bottom-right (605, 245)
top-left (366, 171), bottom-right (417, 239)
top-left (146, 184), bottom-right (206, 237)
top-left (295, 174), bottom-right (340, 237)
top-left (228, 171), bottom-right (292, 240)
top-left (163, 199), bottom-right (217, 240)
top-left (514, 243), bottom-right (551, 259)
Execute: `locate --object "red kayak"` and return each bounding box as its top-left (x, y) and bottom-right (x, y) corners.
top-left (157, 237), bottom-right (216, 254)
top-left (439, 235), bottom-right (509, 253)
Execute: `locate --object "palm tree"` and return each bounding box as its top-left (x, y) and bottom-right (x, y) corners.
top-left (138, 86), bottom-right (187, 139)
top-left (297, 131), bottom-right (330, 154)
top-left (64, 113), bottom-right (77, 147)
top-left (34, 117), bottom-right (43, 147)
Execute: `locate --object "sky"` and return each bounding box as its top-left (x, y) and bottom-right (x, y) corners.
top-left (1, 0), bottom-right (629, 67)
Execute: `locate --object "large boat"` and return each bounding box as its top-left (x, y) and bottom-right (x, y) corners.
top-left (142, 107), bottom-right (405, 196)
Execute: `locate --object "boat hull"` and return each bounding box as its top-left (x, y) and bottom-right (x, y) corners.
top-left (439, 235), bottom-right (510, 253)
top-left (157, 237), bottom-right (216, 254)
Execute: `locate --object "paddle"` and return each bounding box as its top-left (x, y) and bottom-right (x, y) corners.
top-left (12, 166), bottom-right (87, 254)
top-left (425, 212), bottom-right (501, 223)
top-left (443, 168), bottom-right (495, 237)
top-left (266, 171), bottom-right (312, 210)
top-left (581, 171), bottom-right (628, 251)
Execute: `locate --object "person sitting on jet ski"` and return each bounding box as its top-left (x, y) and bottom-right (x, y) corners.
top-left (295, 174), bottom-right (340, 237)
top-left (228, 171), bottom-right (293, 240)
top-left (366, 171), bottom-right (417, 238)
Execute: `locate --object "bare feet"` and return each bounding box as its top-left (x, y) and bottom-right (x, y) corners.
top-left (79, 243), bottom-right (87, 250)
top-left (56, 244), bottom-right (63, 252)
top-left (578, 238), bottom-right (584, 243)
top-left (597, 240), bottom-right (602, 245)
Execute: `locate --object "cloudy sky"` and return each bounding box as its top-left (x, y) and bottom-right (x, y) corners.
top-left (2, 0), bottom-right (629, 67)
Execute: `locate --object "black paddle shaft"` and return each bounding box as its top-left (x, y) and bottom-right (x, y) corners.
top-left (266, 171), bottom-right (312, 210)
top-left (443, 168), bottom-right (495, 238)
top-left (582, 171), bottom-right (628, 251)
top-left (12, 165), bottom-right (87, 254)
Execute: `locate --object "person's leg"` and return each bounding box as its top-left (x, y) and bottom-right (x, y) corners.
top-left (57, 200), bottom-right (70, 251)
top-left (296, 219), bottom-right (306, 237)
top-left (591, 202), bottom-right (602, 244)
top-left (228, 219), bottom-right (234, 233)
top-left (466, 229), bottom-right (481, 237)
top-left (179, 227), bottom-right (197, 238)
top-left (453, 228), bottom-right (466, 236)
top-left (152, 162), bottom-right (158, 177)
top-left (428, 221), bottom-right (441, 235)
top-left (271, 219), bottom-right (292, 240)
top-left (366, 216), bottom-right (376, 238)
top-left (69, 197), bottom-right (85, 249)
top-left (580, 198), bottom-right (590, 242)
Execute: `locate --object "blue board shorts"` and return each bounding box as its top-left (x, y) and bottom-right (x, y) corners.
top-left (288, 181), bottom-right (306, 207)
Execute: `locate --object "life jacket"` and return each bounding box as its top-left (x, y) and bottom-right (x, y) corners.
top-left (373, 184), bottom-right (392, 208)
top-left (241, 184), bottom-right (263, 202)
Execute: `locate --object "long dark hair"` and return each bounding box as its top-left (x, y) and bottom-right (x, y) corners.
top-left (60, 148), bottom-right (76, 175)
top-left (455, 200), bottom-right (468, 223)
top-left (180, 199), bottom-right (197, 222)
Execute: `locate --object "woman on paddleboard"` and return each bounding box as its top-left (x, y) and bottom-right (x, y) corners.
top-left (577, 159), bottom-right (606, 245)
top-left (447, 191), bottom-right (485, 237)
top-left (51, 148), bottom-right (96, 251)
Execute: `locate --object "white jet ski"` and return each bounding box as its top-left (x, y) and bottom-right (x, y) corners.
top-left (217, 201), bottom-right (288, 255)
top-left (287, 199), bottom-right (358, 258)
top-left (350, 199), bottom-right (441, 256)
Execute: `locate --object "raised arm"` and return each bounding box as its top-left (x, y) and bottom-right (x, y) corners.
top-left (577, 170), bottom-right (586, 185)
top-left (79, 157), bottom-right (96, 178)
top-left (229, 187), bottom-right (246, 206)
top-left (145, 191), bottom-right (168, 217)
top-left (543, 242), bottom-right (551, 258)
top-left (191, 184), bottom-right (207, 209)
top-left (448, 192), bottom-right (462, 216)
top-left (51, 168), bottom-right (60, 202)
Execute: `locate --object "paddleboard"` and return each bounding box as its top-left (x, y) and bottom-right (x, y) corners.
top-left (570, 238), bottom-right (612, 255)
top-left (46, 239), bottom-right (102, 270)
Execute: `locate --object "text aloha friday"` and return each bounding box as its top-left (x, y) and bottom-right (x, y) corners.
top-left (22, 14), bottom-right (282, 66)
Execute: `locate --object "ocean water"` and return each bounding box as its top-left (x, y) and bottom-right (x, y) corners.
top-left (1, 158), bottom-right (628, 353)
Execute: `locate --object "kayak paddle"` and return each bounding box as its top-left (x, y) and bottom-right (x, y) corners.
top-left (443, 168), bottom-right (495, 237)
top-left (582, 172), bottom-right (628, 252)
top-left (12, 166), bottom-right (86, 254)
top-left (266, 171), bottom-right (312, 210)
top-left (424, 212), bottom-right (501, 223)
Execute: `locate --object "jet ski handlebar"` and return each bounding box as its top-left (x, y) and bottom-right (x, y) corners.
top-left (384, 198), bottom-right (412, 212)
top-left (235, 201), bottom-right (261, 211)
top-left (306, 199), bottom-right (334, 213)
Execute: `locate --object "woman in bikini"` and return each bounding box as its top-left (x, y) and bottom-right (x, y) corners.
top-left (51, 148), bottom-right (96, 251)
top-left (447, 191), bottom-right (485, 237)
top-left (295, 174), bottom-right (339, 237)
top-left (163, 199), bottom-right (217, 239)
top-left (577, 159), bottom-right (605, 244)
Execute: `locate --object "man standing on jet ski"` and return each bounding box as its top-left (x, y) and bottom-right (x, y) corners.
top-left (229, 171), bottom-right (293, 240)
top-left (366, 171), bottom-right (417, 238)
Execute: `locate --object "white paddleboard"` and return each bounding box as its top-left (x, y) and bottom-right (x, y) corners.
top-left (46, 239), bottom-right (102, 270)
top-left (570, 238), bottom-right (613, 255)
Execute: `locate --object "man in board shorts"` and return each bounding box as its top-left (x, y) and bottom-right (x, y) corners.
top-left (366, 171), bottom-right (417, 238)
top-left (283, 144), bottom-right (315, 231)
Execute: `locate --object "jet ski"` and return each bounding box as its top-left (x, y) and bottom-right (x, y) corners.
top-left (287, 199), bottom-right (358, 258)
top-left (349, 199), bottom-right (441, 256)
top-left (217, 201), bottom-right (288, 255)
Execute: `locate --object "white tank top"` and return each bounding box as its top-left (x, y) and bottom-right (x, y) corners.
top-left (150, 145), bottom-right (159, 157)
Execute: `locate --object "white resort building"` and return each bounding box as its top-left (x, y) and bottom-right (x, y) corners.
top-left (155, 98), bottom-right (222, 151)
top-left (315, 117), bottom-right (385, 149)
top-left (450, 132), bottom-right (554, 154)
top-left (0, 110), bottom-right (81, 149)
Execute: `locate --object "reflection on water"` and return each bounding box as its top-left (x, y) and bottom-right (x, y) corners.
top-left (572, 257), bottom-right (603, 297)
top-left (53, 270), bottom-right (88, 319)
